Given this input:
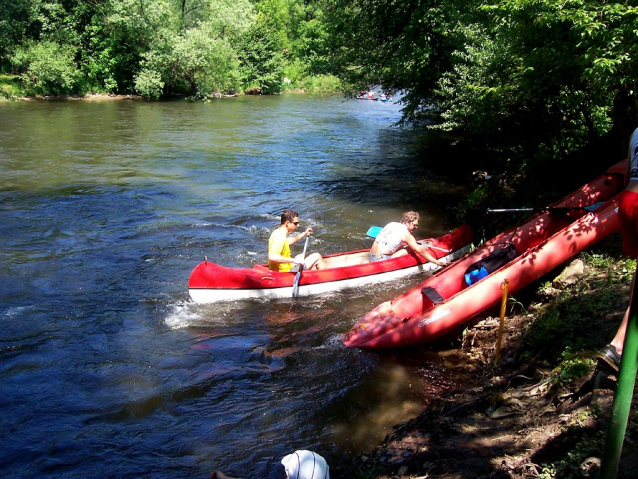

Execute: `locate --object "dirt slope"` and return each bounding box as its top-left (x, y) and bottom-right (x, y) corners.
top-left (353, 251), bottom-right (638, 479)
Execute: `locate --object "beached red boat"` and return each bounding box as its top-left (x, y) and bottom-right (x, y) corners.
top-left (343, 161), bottom-right (626, 350)
top-left (188, 225), bottom-right (474, 303)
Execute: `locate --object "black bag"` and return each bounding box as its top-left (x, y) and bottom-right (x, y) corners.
top-left (464, 242), bottom-right (517, 285)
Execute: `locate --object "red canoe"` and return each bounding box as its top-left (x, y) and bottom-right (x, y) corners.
top-left (188, 225), bottom-right (474, 303)
top-left (343, 161), bottom-right (626, 350)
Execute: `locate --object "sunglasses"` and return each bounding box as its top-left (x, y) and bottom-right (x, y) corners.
top-left (291, 221), bottom-right (300, 226)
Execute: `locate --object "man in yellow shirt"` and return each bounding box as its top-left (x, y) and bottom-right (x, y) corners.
top-left (268, 209), bottom-right (325, 272)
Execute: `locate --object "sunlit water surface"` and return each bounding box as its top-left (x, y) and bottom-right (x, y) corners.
top-left (1, 95), bottom-right (468, 478)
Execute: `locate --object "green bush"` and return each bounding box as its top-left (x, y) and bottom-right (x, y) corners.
top-left (134, 68), bottom-right (164, 98)
top-left (239, 18), bottom-right (285, 94)
top-left (174, 28), bottom-right (242, 98)
top-left (282, 59), bottom-right (307, 89)
top-left (11, 41), bottom-right (80, 96)
top-left (295, 74), bottom-right (342, 94)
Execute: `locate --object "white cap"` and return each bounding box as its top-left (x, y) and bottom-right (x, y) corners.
top-left (281, 450), bottom-right (329, 479)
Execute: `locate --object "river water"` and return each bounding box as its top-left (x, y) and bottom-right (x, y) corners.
top-left (0, 95), bottom-right (469, 478)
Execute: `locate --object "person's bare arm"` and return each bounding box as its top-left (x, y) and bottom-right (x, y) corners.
top-left (287, 227), bottom-right (312, 246)
top-left (404, 233), bottom-right (446, 266)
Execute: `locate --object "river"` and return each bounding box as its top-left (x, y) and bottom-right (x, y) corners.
top-left (0, 95), bottom-right (469, 478)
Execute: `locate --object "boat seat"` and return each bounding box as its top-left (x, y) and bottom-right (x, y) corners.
top-left (422, 286), bottom-right (445, 304)
top-left (322, 252), bottom-right (370, 269)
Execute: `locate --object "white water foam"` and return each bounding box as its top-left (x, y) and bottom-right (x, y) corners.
top-left (3, 304), bottom-right (36, 318)
top-left (164, 301), bottom-right (203, 330)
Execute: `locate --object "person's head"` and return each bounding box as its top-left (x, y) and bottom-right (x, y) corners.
top-left (281, 450), bottom-right (329, 479)
top-left (281, 209), bottom-right (300, 230)
top-left (401, 211), bottom-right (420, 232)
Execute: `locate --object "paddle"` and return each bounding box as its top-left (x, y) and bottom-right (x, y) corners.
top-left (486, 202), bottom-right (604, 214)
top-left (366, 226), bottom-right (452, 253)
top-left (366, 226), bottom-right (383, 237)
top-left (291, 234), bottom-right (310, 300)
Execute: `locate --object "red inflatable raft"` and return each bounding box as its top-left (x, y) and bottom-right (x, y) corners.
top-left (344, 161), bottom-right (626, 350)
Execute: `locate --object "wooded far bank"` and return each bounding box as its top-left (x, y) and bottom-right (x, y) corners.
top-left (2, 1), bottom-right (638, 205)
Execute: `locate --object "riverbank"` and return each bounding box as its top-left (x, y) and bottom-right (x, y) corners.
top-left (347, 236), bottom-right (638, 479)
top-left (0, 87), bottom-right (143, 101)
top-left (31, 93), bottom-right (143, 101)
top-left (0, 74), bottom-right (338, 101)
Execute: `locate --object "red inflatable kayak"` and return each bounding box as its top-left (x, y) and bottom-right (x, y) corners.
top-left (344, 161), bottom-right (626, 350)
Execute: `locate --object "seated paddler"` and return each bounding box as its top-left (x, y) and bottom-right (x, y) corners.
top-left (268, 209), bottom-right (326, 272)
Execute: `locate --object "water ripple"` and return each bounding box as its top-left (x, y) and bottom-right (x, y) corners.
top-left (0, 95), bottom-right (468, 479)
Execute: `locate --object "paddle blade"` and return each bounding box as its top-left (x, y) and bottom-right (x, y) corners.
top-left (292, 235), bottom-right (310, 300)
top-left (366, 226), bottom-right (383, 238)
top-left (291, 265), bottom-right (304, 299)
top-left (291, 273), bottom-right (300, 299)
top-left (584, 201), bottom-right (605, 211)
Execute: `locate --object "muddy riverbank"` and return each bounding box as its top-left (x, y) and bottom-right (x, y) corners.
top-left (349, 241), bottom-right (638, 479)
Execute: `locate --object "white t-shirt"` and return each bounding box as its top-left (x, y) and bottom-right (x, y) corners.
top-left (375, 222), bottom-right (408, 253)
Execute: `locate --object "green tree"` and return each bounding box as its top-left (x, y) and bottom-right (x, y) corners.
top-left (1, 0), bottom-right (333, 97)
top-left (533, 1), bottom-right (638, 145)
top-left (5, 0), bottom-right (90, 95)
top-left (76, 0), bottom-right (144, 93)
top-left (441, 1), bottom-right (638, 166)
top-left (288, 1), bottom-right (329, 74)
top-left (133, 0), bottom-right (254, 97)
top-left (319, 0), bottom-right (638, 175)
top-left (174, 0), bottom-right (208, 27)
top-left (239, 11), bottom-right (285, 93)
top-left (320, 0), bottom-right (468, 115)
top-left (171, 25), bottom-right (242, 97)
top-left (0, 0), bottom-right (32, 72)
top-left (110, 0), bottom-right (181, 96)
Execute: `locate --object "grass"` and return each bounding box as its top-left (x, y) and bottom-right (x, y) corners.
top-left (519, 249), bottom-right (633, 365)
top-left (288, 74), bottom-right (343, 95)
top-left (0, 74), bottom-right (24, 99)
top-left (538, 431), bottom-right (607, 479)
top-left (517, 242), bottom-right (638, 477)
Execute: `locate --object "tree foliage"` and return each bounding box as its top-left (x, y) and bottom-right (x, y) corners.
top-left (0, 0), bottom-right (32, 71)
top-left (11, 39), bottom-right (79, 95)
top-left (319, 0), bottom-right (638, 173)
top-left (320, 0), bottom-right (468, 114)
top-left (238, 12), bottom-right (285, 94)
top-left (0, 0), bottom-right (330, 97)
top-left (2, 0), bottom-right (636, 181)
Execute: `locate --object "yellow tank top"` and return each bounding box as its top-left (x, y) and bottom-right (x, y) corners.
top-left (268, 228), bottom-right (292, 272)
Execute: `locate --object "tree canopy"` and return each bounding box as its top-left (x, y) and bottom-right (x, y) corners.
top-left (0, 0), bottom-right (331, 98)
top-left (2, 0), bottom-right (638, 181)
top-left (319, 0), bottom-right (638, 172)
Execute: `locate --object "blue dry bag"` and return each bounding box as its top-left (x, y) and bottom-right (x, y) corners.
top-left (464, 243), bottom-right (517, 286)
top-left (464, 266), bottom-right (489, 285)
